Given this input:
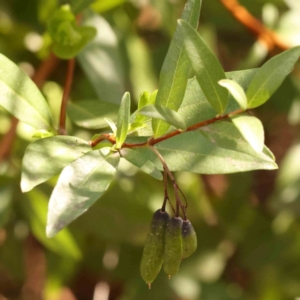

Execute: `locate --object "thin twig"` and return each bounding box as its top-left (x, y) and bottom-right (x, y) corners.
top-left (162, 167), bottom-right (169, 212)
top-left (162, 167), bottom-right (175, 213)
top-left (150, 146), bottom-right (187, 219)
top-left (91, 108), bottom-right (245, 149)
top-left (59, 58), bottom-right (75, 135)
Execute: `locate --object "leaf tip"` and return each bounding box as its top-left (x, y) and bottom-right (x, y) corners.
top-left (20, 180), bottom-right (31, 193)
top-left (177, 19), bottom-right (183, 25)
top-left (46, 226), bottom-right (57, 238)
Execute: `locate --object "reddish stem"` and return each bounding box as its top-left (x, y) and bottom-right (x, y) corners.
top-left (59, 58), bottom-right (75, 135)
top-left (91, 108), bottom-right (245, 149)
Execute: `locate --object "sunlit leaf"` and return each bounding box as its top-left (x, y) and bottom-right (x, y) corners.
top-left (219, 79), bottom-right (247, 110)
top-left (104, 118), bottom-right (117, 135)
top-left (47, 150), bottom-right (119, 237)
top-left (0, 54), bottom-right (53, 130)
top-left (91, 0), bottom-right (126, 12)
top-left (178, 19), bottom-right (228, 114)
top-left (155, 131), bottom-right (277, 174)
top-left (231, 115), bottom-right (264, 152)
top-left (21, 136), bottom-right (91, 192)
top-left (199, 121), bottom-right (270, 159)
top-left (152, 0), bottom-right (201, 137)
top-left (247, 46), bottom-right (300, 108)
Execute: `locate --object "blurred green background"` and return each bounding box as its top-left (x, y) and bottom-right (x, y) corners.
top-left (1, 0), bottom-right (300, 299)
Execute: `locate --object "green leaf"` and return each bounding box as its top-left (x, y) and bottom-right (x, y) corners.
top-left (140, 104), bottom-right (186, 130)
top-left (67, 99), bottom-right (118, 129)
top-left (32, 129), bottom-right (55, 138)
top-left (21, 136), bottom-right (91, 192)
top-left (199, 121), bottom-right (270, 159)
top-left (247, 46), bottom-right (300, 108)
top-left (91, 0), bottom-right (126, 12)
top-left (138, 91), bottom-right (151, 109)
top-left (121, 148), bottom-right (162, 180)
top-left (52, 26), bottom-right (97, 59)
top-left (116, 92), bottom-right (131, 148)
top-left (178, 19), bottom-right (228, 114)
top-left (152, 0), bottom-right (201, 138)
top-left (133, 90), bottom-right (157, 125)
top-left (23, 189), bottom-right (82, 260)
top-left (77, 11), bottom-right (124, 104)
top-left (177, 69), bottom-right (257, 128)
top-left (218, 79), bottom-right (247, 110)
top-left (48, 5), bottom-right (96, 59)
top-left (46, 150), bottom-right (119, 237)
top-left (155, 130), bottom-right (277, 174)
top-left (70, 0), bottom-right (95, 13)
top-left (231, 115), bottom-right (264, 153)
top-left (104, 118), bottom-right (117, 135)
top-left (0, 54), bottom-right (53, 130)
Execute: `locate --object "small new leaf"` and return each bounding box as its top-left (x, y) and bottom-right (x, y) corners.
top-left (116, 92), bottom-right (131, 148)
top-left (247, 46), bottom-right (300, 108)
top-left (140, 104), bottom-right (187, 130)
top-left (219, 79), bottom-right (247, 110)
top-left (104, 118), bottom-right (117, 135)
top-left (178, 19), bottom-right (228, 114)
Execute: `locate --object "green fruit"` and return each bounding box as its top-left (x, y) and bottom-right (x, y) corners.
top-left (163, 216), bottom-right (183, 277)
top-left (181, 219), bottom-right (197, 259)
top-left (140, 209), bottom-right (170, 287)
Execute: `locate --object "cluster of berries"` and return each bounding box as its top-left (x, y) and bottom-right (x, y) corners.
top-left (140, 208), bottom-right (197, 288)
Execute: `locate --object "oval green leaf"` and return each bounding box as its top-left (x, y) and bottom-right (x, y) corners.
top-left (21, 136), bottom-right (92, 192)
top-left (155, 130), bottom-right (277, 174)
top-left (152, 0), bottom-right (201, 138)
top-left (46, 150), bottom-right (119, 237)
top-left (177, 19), bottom-right (228, 114)
top-left (247, 46), bottom-right (300, 109)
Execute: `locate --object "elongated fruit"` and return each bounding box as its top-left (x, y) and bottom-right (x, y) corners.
top-left (163, 216), bottom-right (183, 277)
top-left (181, 219), bottom-right (197, 259)
top-left (140, 209), bottom-right (170, 287)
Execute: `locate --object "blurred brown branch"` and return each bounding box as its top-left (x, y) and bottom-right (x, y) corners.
top-left (219, 0), bottom-right (290, 52)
